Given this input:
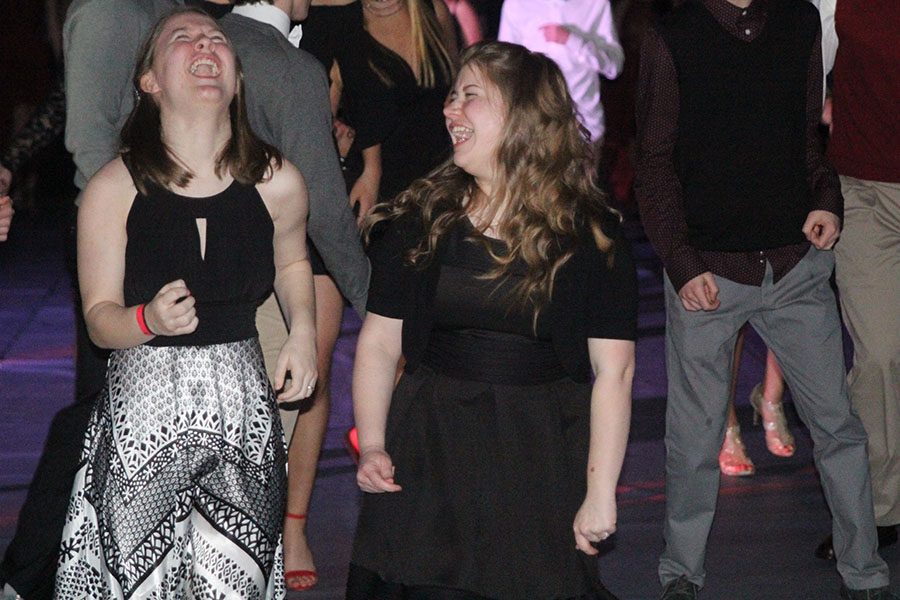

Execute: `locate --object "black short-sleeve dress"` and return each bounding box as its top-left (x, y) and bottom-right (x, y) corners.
top-left (347, 216), bottom-right (636, 600)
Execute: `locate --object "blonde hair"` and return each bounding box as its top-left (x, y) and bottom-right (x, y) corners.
top-left (408, 0), bottom-right (454, 87)
top-left (366, 41), bottom-right (618, 324)
top-left (368, 0), bottom-right (454, 88)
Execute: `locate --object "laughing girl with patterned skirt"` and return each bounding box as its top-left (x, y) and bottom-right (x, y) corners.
top-left (54, 8), bottom-right (318, 599)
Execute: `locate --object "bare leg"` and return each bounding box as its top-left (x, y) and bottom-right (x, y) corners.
top-left (762, 350), bottom-right (785, 403)
top-left (727, 327), bottom-right (745, 424)
top-left (720, 327), bottom-right (755, 476)
top-left (724, 395), bottom-right (739, 430)
top-left (751, 349), bottom-right (795, 457)
top-left (283, 274), bottom-right (344, 590)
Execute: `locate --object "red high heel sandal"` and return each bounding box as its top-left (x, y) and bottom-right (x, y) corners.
top-left (284, 512), bottom-right (318, 592)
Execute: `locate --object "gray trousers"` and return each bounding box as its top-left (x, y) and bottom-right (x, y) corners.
top-left (658, 246), bottom-right (890, 590)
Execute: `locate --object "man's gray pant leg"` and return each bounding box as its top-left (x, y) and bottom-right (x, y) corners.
top-left (750, 247), bottom-right (889, 590)
top-left (658, 274), bottom-right (752, 587)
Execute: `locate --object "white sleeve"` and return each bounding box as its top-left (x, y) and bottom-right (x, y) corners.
top-left (565, 0), bottom-right (624, 79)
top-left (498, 0), bottom-right (522, 43)
top-left (818, 0), bottom-right (838, 78)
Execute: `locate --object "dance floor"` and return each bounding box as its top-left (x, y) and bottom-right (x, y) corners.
top-left (1, 215), bottom-right (897, 599)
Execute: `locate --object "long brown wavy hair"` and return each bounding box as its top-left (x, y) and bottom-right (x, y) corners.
top-left (120, 7), bottom-right (282, 195)
top-left (366, 41), bottom-right (618, 323)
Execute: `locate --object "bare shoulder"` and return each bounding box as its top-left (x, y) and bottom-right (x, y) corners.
top-left (81, 157), bottom-right (137, 217)
top-left (262, 158), bottom-right (306, 198)
top-left (257, 159), bottom-right (308, 220)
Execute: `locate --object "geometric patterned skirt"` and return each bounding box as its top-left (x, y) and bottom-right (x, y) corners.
top-left (54, 338), bottom-right (287, 599)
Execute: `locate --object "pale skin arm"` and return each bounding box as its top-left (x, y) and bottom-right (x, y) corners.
top-left (328, 60), bottom-right (343, 117)
top-left (333, 117), bottom-right (355, 158)
top-left (258, 160), bottom-right (318, 402)
top-left (78, 158), bottom-right (198, 349)
top-left (573, 337), bottom-right (635, 555)
top-left (353, 313), bottom-right (404, 493)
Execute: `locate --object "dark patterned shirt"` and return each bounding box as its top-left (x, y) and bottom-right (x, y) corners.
top-left (2, 72), bottom-right (66, 174)
top-left (634, 0), bottom-right (842, 291)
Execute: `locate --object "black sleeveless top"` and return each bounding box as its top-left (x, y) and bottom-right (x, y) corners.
top-left (124, 179), bottom-right (276, 347)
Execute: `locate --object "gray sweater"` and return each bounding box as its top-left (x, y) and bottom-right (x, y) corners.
top-left (220, 14), bottom-right (369, 314)
top-left (63, 1), bottom-right (369, 314)
top-left (64, 0), bottom-right (179, 193)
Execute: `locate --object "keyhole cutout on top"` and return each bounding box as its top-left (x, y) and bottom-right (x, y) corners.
top-left (196, 218), bottom-right (207, 261)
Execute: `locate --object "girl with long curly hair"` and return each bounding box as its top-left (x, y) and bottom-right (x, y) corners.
top-left (347, 41), bottom-right (638, 599)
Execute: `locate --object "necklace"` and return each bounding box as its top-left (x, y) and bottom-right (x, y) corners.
top-left (363, 0), bottom-right (403, 18)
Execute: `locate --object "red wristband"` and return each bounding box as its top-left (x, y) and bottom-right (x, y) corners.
top-left (136, 303), bottom-right (154, 336)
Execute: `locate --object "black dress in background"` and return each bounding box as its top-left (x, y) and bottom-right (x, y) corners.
top-left (347, 218), bottom-right (634, 599)
top-left (301, 0), bottom-right (452, 201)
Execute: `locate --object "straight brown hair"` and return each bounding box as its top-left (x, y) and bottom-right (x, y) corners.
top-left (120, 7), bottom-right (282, 195)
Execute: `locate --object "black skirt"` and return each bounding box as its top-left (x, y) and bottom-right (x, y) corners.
top-left (348, 364), bottom-right (618, 600)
